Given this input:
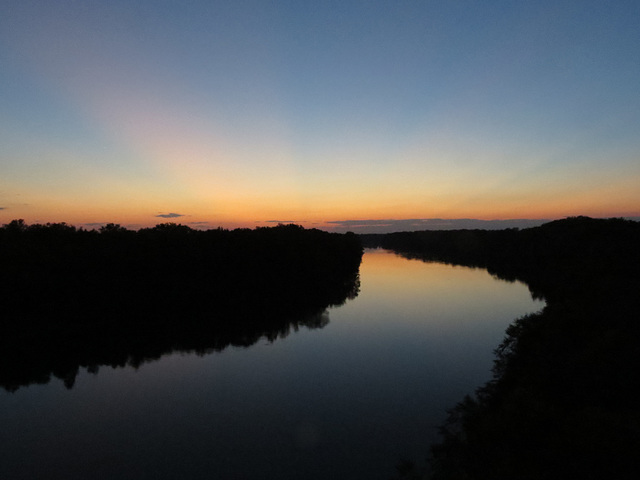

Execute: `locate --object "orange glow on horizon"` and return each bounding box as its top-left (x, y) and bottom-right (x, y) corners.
top-left (2, 193), bottom-right (639, 231)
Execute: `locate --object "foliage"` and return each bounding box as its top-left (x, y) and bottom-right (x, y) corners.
top-left (0, 221), bottom-right (363, 391)
top-left (378, 217), bottom-right (640, 479)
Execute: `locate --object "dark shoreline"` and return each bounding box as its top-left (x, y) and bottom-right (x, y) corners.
top-left (363, 217), bottom-right (640, 479)
top-left (0, 221), bottom-right (363, 392)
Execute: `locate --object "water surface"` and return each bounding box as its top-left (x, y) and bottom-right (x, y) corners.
top-left (0, 249), bottom-right (543, 479)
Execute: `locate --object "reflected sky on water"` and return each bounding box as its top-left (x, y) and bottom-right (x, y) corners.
top-left (0, 249), bottom-right (543, 480)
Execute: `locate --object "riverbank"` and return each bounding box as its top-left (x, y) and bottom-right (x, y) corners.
top-left (365, 217), bottom-right (640, 479)
top-left (0, 221), bottom-right (362, 391)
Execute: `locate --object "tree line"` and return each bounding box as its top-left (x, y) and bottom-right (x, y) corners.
top-left (365, 217), bottom-right (640, 479)
top-left (0, 220), bottom-right (363, 391)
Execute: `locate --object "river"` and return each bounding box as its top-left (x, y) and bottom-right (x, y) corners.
top-left (0, 249), bottom-right (543, 479)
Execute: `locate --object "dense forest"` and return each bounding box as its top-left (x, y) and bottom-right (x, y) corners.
top-left (0, 221), bottom-right (363, 391)
top-left (363, 217), bottom-right (640, 479)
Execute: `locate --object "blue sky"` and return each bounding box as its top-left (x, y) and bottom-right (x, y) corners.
top-left (1, 0), bottom-right (639, 230)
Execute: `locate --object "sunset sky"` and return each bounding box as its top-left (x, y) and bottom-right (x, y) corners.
top-left (1, 0), bottom-right (639, 231)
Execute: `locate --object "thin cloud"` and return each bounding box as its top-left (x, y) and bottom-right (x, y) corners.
top-left (188, 221), bottom-right (213, 230)
top-left (325, 218), bottom-right (550, 234)
top-left (82, 222), bottom-right (106, 230)
top-left (156, 212), bottom-right (185, 219)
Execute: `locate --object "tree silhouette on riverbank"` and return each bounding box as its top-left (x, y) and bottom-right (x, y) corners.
top-left (0, 221), bottom-right (362, 391)
top-left (369, 217), bottom-right (640, 479)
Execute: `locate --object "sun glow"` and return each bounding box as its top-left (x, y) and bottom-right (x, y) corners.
top-left (1, 1), bottom-right (639, 230)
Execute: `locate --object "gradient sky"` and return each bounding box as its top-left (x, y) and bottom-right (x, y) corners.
top-left (2, 0), bottom-right (639, 231)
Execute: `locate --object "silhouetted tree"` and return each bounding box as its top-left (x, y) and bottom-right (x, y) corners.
top-left (379, 217), bottom-right (640, 479)
top-left (0, 220), bottom-right (363, 391)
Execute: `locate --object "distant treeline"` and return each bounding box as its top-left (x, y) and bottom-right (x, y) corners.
top-left (0, 220), bottom-right (363, 391)
top-left (361, 216), bottom-right (639, 302)
top-left (370, 217), bottom-right (640, 479)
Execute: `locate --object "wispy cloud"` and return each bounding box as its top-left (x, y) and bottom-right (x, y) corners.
top-left (156, 212), bottom-right (185, 219)
top-left (325, 218), bottom-right (550, 234)
top-left (188, 221), bottom-right (213, 230)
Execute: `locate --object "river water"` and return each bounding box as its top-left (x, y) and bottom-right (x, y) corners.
top-left (0, 249), bottom-right (543, 479)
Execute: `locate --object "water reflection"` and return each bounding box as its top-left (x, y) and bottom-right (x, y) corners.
top-left (0, 278), bottom-right (357, 392)
top-left (0, 250), bottom-right (542, 480)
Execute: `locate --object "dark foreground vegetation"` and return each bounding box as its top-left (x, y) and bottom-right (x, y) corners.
top-left (0, 220), bottom-right (362, 392)
top-left (363, 217), bottom-right (640, 479)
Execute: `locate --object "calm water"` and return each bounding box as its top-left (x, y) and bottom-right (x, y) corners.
top-left (0, 249), bottom-right (543, 479)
